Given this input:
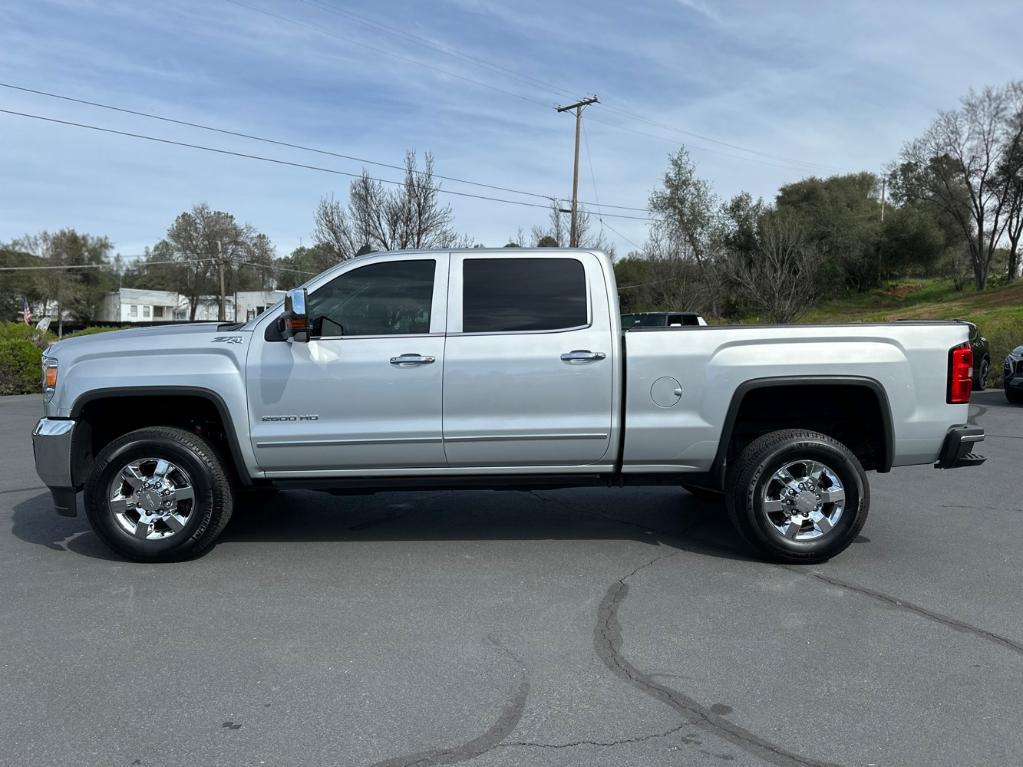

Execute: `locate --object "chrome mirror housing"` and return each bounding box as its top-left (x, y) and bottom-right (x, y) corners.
top-left (281, 288), bottom-right (310, 342)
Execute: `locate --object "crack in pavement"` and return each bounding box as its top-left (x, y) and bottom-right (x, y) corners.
top-left (48, 529), bottom-right (89, 552)
top-left (939, 503), bottom-right (1022, 513)
top-left (498, 722), bottom-right (690, 750)
top-left (594, 549), bottom-right (839, 767)
top-left (674, 528), bottom-right (1023, 660)
top-left (793, 568), bottom-right (1023, 657)
top-left (365, 635), bottom-right (529, 767)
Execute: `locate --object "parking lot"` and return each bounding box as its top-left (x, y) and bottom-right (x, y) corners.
top-left (1, 390), bottom-right (1021, 766)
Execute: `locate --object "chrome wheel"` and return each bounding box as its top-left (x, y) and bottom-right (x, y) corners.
top-left (108, 458), bottom-right (195, 541)
top-left (761, 459), bottom-right (845, 541)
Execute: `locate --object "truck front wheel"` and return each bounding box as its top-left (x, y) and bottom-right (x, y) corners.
top-left (725, 429), bottom-right (868, 564)
top-left (83, 427), bottom-right (234, 562)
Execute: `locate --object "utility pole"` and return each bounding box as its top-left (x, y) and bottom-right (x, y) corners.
top-left (880, 176), bottom-right (886, 223)
top-left (556, 95), bottom-right (598, 247)
top-left (217, 241), bottom-right (226, 322)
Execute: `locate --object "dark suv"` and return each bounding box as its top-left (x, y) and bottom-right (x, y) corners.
top-left (965, 322), bottom-right (991, 390)
top-left (1004, 344), bottom-right (1023, 404)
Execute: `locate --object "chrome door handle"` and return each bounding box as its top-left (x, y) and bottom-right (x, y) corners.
top-left (560, 350), bottom-right (606, 363)
top-left (390, 354), bottom-right (436, 366)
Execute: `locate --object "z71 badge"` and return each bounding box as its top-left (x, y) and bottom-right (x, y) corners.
top-left (212, 336), bottom-right (243, 344)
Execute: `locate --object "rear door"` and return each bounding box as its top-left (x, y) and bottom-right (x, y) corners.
top-left (442, 252), bottom-right (615, 468)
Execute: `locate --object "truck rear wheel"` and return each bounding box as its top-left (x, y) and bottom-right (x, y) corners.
top-left (83, 427), bottom-right (234, 562)
top-left (725, 429), bottom-right (868, 564)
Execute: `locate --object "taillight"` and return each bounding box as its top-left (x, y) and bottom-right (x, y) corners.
top-left (947, 342), bottom-right (973, 404)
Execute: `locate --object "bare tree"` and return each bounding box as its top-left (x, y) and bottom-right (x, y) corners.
top-left (723, 211), bottom-right (823, 323)
top-left (314, 151), bottom-right (458, 259)
top-left (529, 201), bottom-right (615, 255)
top-left (900, 82), bottom-right (1023, 289)
top-left (159, 204), bottom-right (273, 320)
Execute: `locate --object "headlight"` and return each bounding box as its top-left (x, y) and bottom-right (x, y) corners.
top-left (42, 356), bottom-right (58, 401)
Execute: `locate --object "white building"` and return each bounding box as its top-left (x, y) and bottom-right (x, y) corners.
top-left (100, 288), bottom-right (179, 323)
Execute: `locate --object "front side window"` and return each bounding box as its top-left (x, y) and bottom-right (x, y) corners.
top-left (462, 258), bottom-right (587, 333)
top-left (306, 259), bottom-right (436, 337)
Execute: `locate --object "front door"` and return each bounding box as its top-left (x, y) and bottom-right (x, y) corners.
top-left (442, 253), bottom-right (616, 468)
top-left (247, 254), bottom-right (448, 474)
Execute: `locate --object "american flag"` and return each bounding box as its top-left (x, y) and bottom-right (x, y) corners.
top-left (21, 296), bottom-right (31, 325)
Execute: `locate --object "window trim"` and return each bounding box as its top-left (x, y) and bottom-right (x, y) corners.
top-left (449, 253), bottom-right (593, 336)
top-left (304, 255), bottom-right (446, 341)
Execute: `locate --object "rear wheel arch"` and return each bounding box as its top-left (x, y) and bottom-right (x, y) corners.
top-left (711, 376), bottom-right (894, 487)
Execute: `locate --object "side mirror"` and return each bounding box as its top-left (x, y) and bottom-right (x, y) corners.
top-left (281, 288), bottom-right (310, 342)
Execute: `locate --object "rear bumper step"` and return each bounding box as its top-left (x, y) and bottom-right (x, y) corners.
top-left (935, 426), bottom-right (985, 469)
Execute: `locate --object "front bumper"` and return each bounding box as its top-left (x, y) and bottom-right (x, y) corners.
top-left (32, 418), bottom-right (78, 516)
top-left (934, 426), bottom-right (985, 469)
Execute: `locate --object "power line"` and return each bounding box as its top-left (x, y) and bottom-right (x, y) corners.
top-left (0, 84), bottom-right (658, 214)
top-left (582, 122), bottom-right (645, 254)
top-left (0, 108), bottom-right (663, 223)
top-left (596, 103), bottom-right (837, 172)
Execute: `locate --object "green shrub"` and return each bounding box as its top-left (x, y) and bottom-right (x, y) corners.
top-left (0, 338), bottom-right (42, 395)
top-left (0, 322), bottom-right (54, 349)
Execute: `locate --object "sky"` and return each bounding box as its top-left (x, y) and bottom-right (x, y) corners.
top-left (1, 0), bottom-right (1022, 262)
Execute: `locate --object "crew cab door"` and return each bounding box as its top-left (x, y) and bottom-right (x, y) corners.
top-left (246, 254), bottom-right (448, 473)
top-left (442, 252), bottom-right (616, 468)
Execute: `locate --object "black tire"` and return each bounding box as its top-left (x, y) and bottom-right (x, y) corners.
top-left (84, 427), bottom-right (234, 562)
top-left (682, 484), bottom-right (723, 502)
top-left (1006, 386), bottom-right (1023, 405)
top-left (974, 357), bottom-right (989, 390)
top-left (724, 429), bottom-right (869, 564)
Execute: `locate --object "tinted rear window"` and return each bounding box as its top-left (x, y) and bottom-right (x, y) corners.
top-left (462, 258), bottom-right (587, 333)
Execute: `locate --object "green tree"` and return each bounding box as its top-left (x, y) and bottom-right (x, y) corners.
top-left (648, 147), bottom-right (718, 265)
top-left (152, 204), bottom-right (275, 320)
top-left (273, 243), bottom-right (337, 290)
top-left (775, 172), bottom-right (881, 291)
top-left (8, 230), bottom-right (114, 329)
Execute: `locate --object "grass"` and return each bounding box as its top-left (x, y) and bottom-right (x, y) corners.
top-left (800, 278), bottom-right (1023, 386)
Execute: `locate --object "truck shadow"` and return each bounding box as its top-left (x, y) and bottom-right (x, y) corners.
top-left (10, 486), bottom-right (756, 563)
top-left (218, 486), bottom-right (758, 562)
top-left (10, 491), bottom-right (123, 561)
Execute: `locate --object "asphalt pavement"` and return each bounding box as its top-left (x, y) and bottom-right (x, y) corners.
top-left (1, 390), bottom-right (1021, 767)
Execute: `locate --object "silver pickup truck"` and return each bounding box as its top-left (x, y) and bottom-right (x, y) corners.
top-left (32, 248), bottom-right (984, 563)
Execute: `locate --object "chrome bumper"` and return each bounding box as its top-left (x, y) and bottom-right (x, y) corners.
top-left (32, 418), bottom-right (78, 516)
